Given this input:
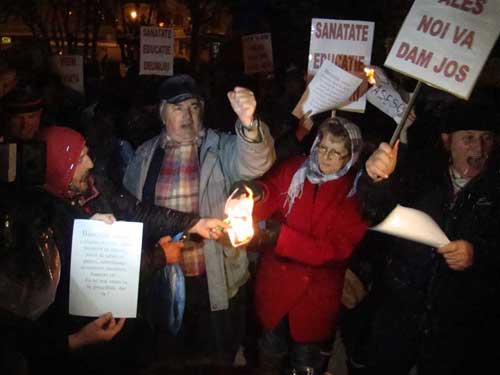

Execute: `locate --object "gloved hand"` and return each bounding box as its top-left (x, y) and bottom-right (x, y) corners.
top-left (229, 180), bottom-right (263, 202)
top-left (158, 236), bottom-right (184, 264)
top-left (247, 218), bottom-right (282, 249)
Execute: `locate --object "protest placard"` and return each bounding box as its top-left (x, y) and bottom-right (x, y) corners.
top-left (308, 18), bottom-right (374, 112)
top-left (140, 26), bottom-right (174, 76)
top-left (69, 219), bottom-right (143, 318)
top-left (51, 55), bottom-right (84, 93)
top-left (385, 0), bottom-right (500, 99)
top-left (242, 32), bottom-right (274, 75)
top-left (293, 60), bottom-right (362, 118)
top-left (367, 67), bottom-right (408, 123)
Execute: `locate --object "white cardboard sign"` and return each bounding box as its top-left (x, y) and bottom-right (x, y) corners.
top-left (52, 55), bottom-right (84, 93)
top-left (140, 26), bottom-right (174, 76)
top-left (242, 33), bottom-right (274, 75)
top-left (307, 18), bottom-right (375, 112)
top-left (69, 219), bottom-right (143, 318)
top-left (384, 0), bottom-right (500, 99)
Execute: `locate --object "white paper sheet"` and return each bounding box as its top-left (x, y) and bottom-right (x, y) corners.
top-left (371, 204), bottom-right (449, 248)
top-left (292, 60), bottom-right (363, 118)
top-left (69, 219), bottom-right (143, 318)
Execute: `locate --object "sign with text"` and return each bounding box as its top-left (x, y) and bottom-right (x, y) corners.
top-left (242, 33), bottom-right (274, 75)
top-left (52, 55), bottom-right (84, 93)
top-left (140, 26), bottom-right (174, 76)
top-left (367, 67), bottom-right (407, 123)
top-left (69, 219), bottom-right (143, 318)
top-left (385, 0), bottom-right (500, 99)
top-left (308, 18), bottom-right (374, 112)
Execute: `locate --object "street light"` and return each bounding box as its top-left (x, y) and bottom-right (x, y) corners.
top-left (117, 1), bottom-right (158, 66)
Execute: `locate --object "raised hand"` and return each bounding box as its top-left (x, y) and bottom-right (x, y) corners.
top-left (227, 87), bottom-right (257, 127)
top-left (365, 141), bottom-right (399, 182)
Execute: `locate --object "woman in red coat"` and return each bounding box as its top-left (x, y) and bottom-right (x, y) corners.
top-left (252, 117), bottom-right (368, 374)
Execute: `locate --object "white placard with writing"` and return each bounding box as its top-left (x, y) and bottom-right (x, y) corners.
top-left (140, 26), bottom-right (174, 76)
top-left (52, 55), bottom-right (84, 93)
top-left (385, 0), bottom-right (500, 99)
top-left (371, 204), bottom-right (450, 248)
top-left (292, 60), bottom-right (363, 118)
top-left (242, 32), bottom-right (274, 75)
top-left (69, 219), bottom-right (143, 318)
top-left (308, 18), bottom-right (374, 112)
top-left (367, 66), bottom-right (407, 123)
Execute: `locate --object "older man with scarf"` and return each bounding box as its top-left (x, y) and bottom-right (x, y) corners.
top-left (123, 74), bottom-right (275, 367)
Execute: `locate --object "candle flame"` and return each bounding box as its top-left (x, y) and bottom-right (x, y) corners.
top-left (364, 67), bottom-right (376, 85)
top-left (224, 187), bottom-right (255, 247)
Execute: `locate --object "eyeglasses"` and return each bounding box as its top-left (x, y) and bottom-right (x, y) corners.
top-left (317, 144), bottom-right (350, 161)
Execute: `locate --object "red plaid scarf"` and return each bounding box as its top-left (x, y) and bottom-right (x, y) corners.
top-left (156, 132), bottom-right (205, 276)
top-left (155, 140), bottom-right (200, 213)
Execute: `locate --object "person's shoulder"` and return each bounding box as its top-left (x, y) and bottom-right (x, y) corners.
top-left (282, 155), bottom-right (307, 169)
top-left (135, 135), bottom-right (160, 155)
top-left (269, 155), bottom-right (306, 176)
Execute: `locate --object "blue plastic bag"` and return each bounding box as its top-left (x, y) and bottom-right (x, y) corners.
top-left (151, 232), bottom-right (185, 335)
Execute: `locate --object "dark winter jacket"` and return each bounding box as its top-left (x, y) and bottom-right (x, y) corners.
top-left (349, 145), bottom-right (500, 370)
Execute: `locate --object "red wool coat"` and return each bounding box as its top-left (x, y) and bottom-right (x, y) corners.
top-left (253, 156), bottom-right (368, 342)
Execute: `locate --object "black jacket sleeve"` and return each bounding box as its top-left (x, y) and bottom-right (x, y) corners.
top-left (93, 173), bottom-right (200, 245)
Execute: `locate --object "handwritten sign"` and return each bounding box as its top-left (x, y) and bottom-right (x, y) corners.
top-left (52, 55), bottom-right (84, 93)
top-left (140, 26), bottom-right (174, 76)
top-left (242, 33), bottom-right (274, 75)
top-left (367, 67), bottom-right (407, 123)
top-left (385, 0), bottom-right (500, 99)
top-left (293, 60), bottom-right (362, 118)
top-left (308, 18), bottom-right (374, 112)
top-left (69, 220), bottom-right (143, 318)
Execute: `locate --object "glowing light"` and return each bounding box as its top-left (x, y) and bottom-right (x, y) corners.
top-left (364, 67), bottom-right (376, 85)
top-left (68, 10), bottom-right (72, 15)
top-left (158, 22), bottom-right (165, 27)
top-left (224, 187), bottom-right (255, 247)
top-left (130, 10), bottom-right (137, 19)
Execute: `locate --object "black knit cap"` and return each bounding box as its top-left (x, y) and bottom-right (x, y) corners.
top-left (1, 86), bottom-right (42, 114)
top-left (157, 74), bottom-right (202, 104)
top-left (440, 98), bottom-right (499, 134)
